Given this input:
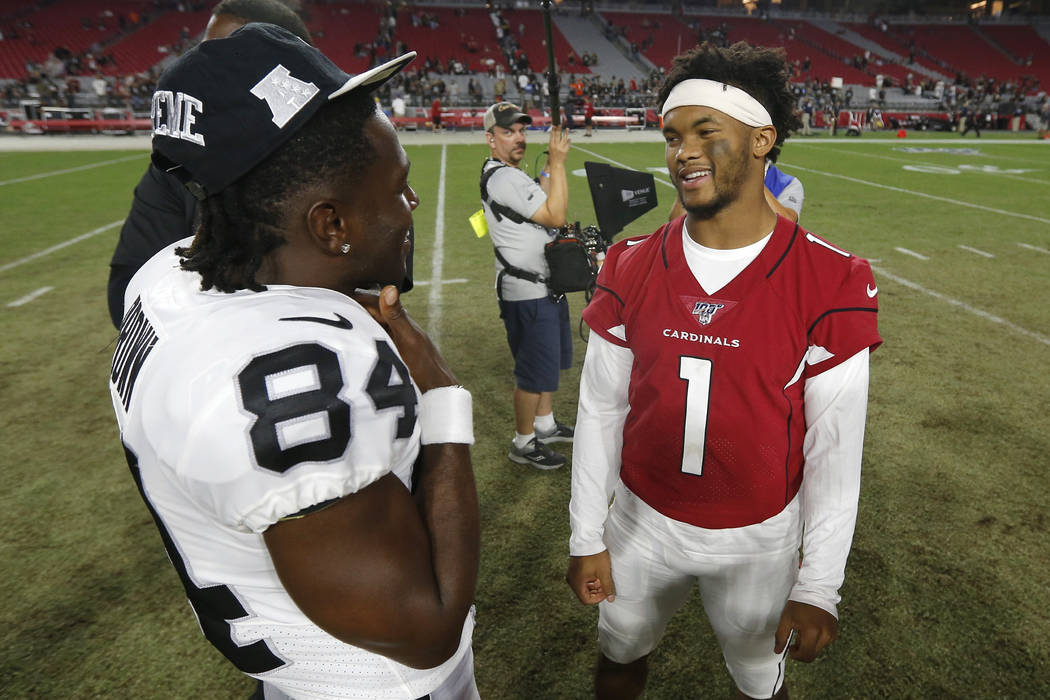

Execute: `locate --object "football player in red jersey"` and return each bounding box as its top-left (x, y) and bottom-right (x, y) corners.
top-left (566, 42), bottom-right (882, 699)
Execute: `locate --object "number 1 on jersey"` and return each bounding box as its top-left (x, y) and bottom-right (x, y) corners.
top-left (679, 356), bottom-right (712, 476)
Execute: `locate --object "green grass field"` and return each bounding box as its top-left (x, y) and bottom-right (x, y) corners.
top-left (2, 131), bottom-right (1048, 698)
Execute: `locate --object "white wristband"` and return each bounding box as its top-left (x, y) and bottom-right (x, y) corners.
top-left (419, 386), bottom-right (474, 445)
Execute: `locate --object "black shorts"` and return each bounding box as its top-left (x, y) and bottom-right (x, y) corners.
top-left (499, 296), bottom-right (572, 393)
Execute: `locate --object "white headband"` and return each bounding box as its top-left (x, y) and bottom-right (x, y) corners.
top-left (660, 79), bottom-right (772, 127)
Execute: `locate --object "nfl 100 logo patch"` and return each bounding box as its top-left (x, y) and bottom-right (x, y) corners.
top-left (692, 301), bottom-right (724, 326)
top-left (681, 297), bottom-right (736, 326)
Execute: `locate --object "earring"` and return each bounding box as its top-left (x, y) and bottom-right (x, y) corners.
top-left (340, 243), bottom-right (350, 254)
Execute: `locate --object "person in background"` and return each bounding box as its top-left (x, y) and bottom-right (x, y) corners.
top-left (800, 96), bottom-right (813, 136)
top-left (961, 106), bottom-right (983, 137)
top-left (110, 24), bottom-right (480, 699)
top-left (431, 94), bottom-right (442, 132)
top-left (480, 102), bottom-right (575, 470)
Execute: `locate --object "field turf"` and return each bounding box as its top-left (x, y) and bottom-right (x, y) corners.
top-left (1, 130), bottom-right (1048, 698)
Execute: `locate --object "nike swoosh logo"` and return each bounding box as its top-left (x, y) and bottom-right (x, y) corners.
top-left (866, 285), bottom-right (878, 298)
top-left (279, 313), bottom-right (354, 330)
top-left (625, 239), bottom-right (644, 246)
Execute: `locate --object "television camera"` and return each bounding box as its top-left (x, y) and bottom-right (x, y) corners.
top-left (543, 161), bottom-right (659, 298)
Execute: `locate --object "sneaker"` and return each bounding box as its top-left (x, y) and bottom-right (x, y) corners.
top-left (536, 420), bottom-right (574, 444)
top-left (509, 437), bottom-right (566, 470)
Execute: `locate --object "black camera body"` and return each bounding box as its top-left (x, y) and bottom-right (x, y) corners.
top-left (544, 222), bottom-right (607, 297)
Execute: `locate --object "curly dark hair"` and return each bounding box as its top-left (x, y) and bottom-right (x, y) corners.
top-left (657, 41), bottom-right (802, 163)
top-left (177, 91), bottom-right (378, 292)
top-left (212, 0), bottom-right (312, 44)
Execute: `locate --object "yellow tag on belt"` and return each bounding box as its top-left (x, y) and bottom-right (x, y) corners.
top-left (469, 209), bottom-right (488, 238)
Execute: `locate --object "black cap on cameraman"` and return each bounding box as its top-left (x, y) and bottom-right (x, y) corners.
top-left (484, 102), bottom-right (532, 131)
top-left (150, 22), bottom-right (415, 199)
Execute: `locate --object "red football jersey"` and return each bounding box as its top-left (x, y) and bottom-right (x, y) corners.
top-left (583, 216), bottom-right (881, 529)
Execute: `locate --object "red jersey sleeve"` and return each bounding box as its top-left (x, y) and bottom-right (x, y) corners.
top-left (804, 254), bottom-right (882, 379)
top-left (582, 231), bottom-right (657, 347)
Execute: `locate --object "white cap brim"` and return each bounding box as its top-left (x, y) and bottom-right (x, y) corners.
top-left (329, 52), bottom-right (417, 100)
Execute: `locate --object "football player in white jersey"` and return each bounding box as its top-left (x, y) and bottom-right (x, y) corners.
top-left (110, 24), bottom-right (480, 699)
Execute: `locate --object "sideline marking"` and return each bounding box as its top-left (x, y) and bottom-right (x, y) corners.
top-left (578, 145), bottom-right (1049, 226)
top-left (0, 219), bottom-right (124, 274)
top-left (427, 145), bottom-right (447, 344)
top-left (574, 145), bottom-right (676, 190)
top-left (414, 278), bottom-right (468, 286)
top-left (790, 144), bottom-right (1049, 184)
top-left (958, 244), bottom-right (995, 258)
top-left (6, 286), bottom-right (54, 307)
top-left (873, 266), bottom-right (1049, 347)
top-left (0, 154), bottom-right (143, 187)
top-left (784, 164), bottom-right (1050, 225)
top-left (895, 247), bottom-right (929, 260)
top-left (1018, 242), bottom-right (1050, 255)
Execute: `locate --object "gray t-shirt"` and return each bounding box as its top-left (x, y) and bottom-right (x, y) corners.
top-left (482, 160), bottom-right (553, 301)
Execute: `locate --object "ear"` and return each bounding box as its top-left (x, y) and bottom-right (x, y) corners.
top-left (752, 125), bottom-right (777, 160)
top-left (307, 201), bottom-right (353, 255)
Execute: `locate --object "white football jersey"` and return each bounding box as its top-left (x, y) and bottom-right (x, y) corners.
top-left (110, 240), bottom-right (473, 699)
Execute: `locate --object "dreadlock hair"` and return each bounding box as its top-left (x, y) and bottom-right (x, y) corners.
top-left (657, 42), bottom-right (802, 163)
top-left (211, 0), bottom-right (312, 44)
top-left (177, 91), bottom-right (378, 292)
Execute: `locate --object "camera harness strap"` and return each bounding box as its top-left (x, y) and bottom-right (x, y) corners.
top-left (480, 159), bottom-right (550, 301)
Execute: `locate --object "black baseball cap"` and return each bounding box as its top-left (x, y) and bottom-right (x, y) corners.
top-left (151, 22), bottom-right (415, 199)
top-left (484, 102), bottom-right (532, 131)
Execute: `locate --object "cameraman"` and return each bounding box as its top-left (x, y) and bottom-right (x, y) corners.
top-left (481, 102), bottom-right (574, 470)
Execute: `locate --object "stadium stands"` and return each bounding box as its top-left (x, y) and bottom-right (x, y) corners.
top-left (977, 23), bottom-right (1049, 86)
top-left (500, 7), bottom-right (590, 75)
top-left (0, 1), bottom-right (152, 77)
top-left (600, 10), bottom-right (691, 72)
top-left (843, 21), bottom-right (950, 77)
top-left (890, 23), bottom-right (1020, 82)
top-left (305, 3), bottom-right (384, 74)
top-left (105, 7), bottom-right (210, 76)
top-left (370, 6), bottom-right (504, 74)
top-left (1, 0), bottom-right (1047, 135)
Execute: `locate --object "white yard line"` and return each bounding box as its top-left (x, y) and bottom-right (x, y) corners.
top-left (0, 219), bottom-right (123, 274)
top-left (872, 266), bottom-right (1049, 347)
top-left (785, 164), bottom-right (1050, 225)
top-left (576, 145), bottom-right (1049, 225)
top-left (0, 154), bottom-right (143, 186)
top-left (6, 286), bottom-right (54, 307)
top-left (573, 144), bottom-right (676, 190)
top-left (413, 278), bottom-right (467, 286)
top-left (786, 143), bottom-right (1050, 185)
top-left (427, 145), bottom-right (448, 344)
top-left (1017, 242), bottom-right (1050, 255)
top-left (894, 247), bottom-right (930, 260)
top-left (958, 244), bottom-right (995, 258)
